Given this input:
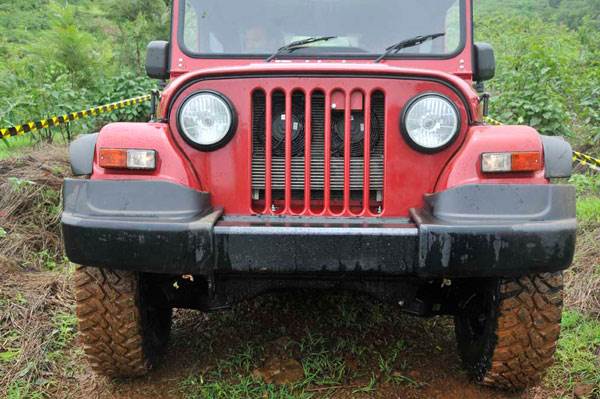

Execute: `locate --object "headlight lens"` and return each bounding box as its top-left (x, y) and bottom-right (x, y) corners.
top-left (402, 94), bottom-right (460, 151)
top-left (179, 91), bottom-right (236, 149)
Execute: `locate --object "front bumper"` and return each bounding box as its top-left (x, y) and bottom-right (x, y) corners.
top-left (62, 180), bottom-right (576, 277)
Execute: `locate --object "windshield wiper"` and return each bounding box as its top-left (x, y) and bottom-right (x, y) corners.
top-left (266, 36), bottom-right (337, 62)
top-left (375, 33), bottom-right (445, 63)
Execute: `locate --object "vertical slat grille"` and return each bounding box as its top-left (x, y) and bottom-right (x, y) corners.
top-left (252, 87), bottom-right (384, 215)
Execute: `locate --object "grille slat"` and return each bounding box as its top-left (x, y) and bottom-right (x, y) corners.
top-left (252, 87), bottom-right (385, 215)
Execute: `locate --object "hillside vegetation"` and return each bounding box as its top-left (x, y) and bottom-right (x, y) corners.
top-left (0, 0), bottom-right (169, 144)
top-left (475, 0), bottom-right (599, 149)
top-left (0, 0), bottom-right (598, 154)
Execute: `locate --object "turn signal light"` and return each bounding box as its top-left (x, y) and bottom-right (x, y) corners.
top-left (99, 148), bottom-right (156, 170)
top-left (482, 152), bottom-right (541, 173)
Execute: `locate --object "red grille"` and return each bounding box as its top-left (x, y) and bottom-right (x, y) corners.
top-left (251, 88), bottom-right (385, 216)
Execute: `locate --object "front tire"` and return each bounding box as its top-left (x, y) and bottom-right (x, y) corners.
top-left (454, 272), bottom-right (563, 390)
top-left (74, 267), bottom-right (172, 377)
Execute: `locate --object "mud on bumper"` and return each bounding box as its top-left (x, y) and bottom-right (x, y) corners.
top-left (61, 180), bottom-right (576, 277)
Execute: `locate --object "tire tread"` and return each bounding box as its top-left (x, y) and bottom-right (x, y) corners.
top-left (74, 267), bottom-right (150, 377)
top-left (482, 272), bottom-right (563, 389)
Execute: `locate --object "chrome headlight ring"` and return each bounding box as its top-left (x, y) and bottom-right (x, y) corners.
top-left (401, 93), bottom-right (461, 153)
top-left (177, 90), bottom-right (237, 151)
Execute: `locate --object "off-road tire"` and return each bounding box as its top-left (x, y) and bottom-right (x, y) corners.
top-left (74, 267), bottom-right (172, 377)
top-left (454, 272), bottom-right (563, 390)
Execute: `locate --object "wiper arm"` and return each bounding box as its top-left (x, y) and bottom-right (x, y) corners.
top-left (375, 33), bottom-right (445, 63)
top-left (266, 36), bottom-right (337, 62)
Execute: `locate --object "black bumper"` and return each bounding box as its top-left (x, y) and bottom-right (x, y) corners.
top-left (62, 180), bottom-right (576, 278)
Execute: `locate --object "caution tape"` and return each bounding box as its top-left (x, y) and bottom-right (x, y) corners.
top-left (573, 151), bottom-right (600, 172)
top-left (483, 116), bottom-right (504, 126)
top-left (483, 116), bottom-right (599, 172)
top-left (0, 94), bottom-right (152, 140)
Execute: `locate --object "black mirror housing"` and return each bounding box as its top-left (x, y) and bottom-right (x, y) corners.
top-left (473, 42), bottom-right (496, 82)
top-left (146, 41), bottom-right (170, 80)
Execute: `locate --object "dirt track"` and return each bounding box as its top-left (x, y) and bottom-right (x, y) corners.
top-left (80, 291), bottom-right (537, 399)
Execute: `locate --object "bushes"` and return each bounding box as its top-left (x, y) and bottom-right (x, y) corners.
top-left (96, 72), bottom-right (158, 123)
top-left (1, 0), bottom-right (598, 150)
top-left (475, 0), bottom-right (599, 147)
top-left (0, 0), bottom-right (166, 143)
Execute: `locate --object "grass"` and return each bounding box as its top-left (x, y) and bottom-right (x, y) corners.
top-left (0, 136), bottom-right (35, 160)
top-left (570, 173), bottom-right (600, 197)
top-left (170, 292), bottom-right (459, 399)
top-left (577, 197), bottom-right (600, 225)
top-left (181, 376), bottom-right (309, 399)
top-left (546, 311), bottom-right (600, 397)
top-left (0, 133), bottom-right (70, 160)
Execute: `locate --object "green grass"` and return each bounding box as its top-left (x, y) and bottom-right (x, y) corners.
top-left (1, 309), bottom-right (78, 399)
top-left (570, 173), bottom-right (600, 197)
top-left (577, 197), bottom-right (600, 225)
top-left (547, 310), bottom-right (600, 397)
top-left (0, 136), bottom-right (37, 160)
top-left (175, 292), bottom-right (457, 399)
top-left (5, 380), bottom-right (45, 399)
top-left (0, 133), bottom-right (70, 160)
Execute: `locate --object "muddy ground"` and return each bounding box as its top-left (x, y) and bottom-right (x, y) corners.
top-left (92, 295), bottom-right (522, 399)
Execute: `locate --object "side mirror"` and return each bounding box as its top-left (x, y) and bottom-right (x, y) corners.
top-left (146, 41), bottom-right (170, 80)
top-left (473, 42), bottom-right (496, 82)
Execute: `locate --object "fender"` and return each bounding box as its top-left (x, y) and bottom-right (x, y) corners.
top-left (436, 125), bottom-right (549, 191)
top-left (540, 135), bottom-right (573, 178)
top-left (91, 122), bottom-right (201, 190)
top-left (69, 133), bottom-right (98, 176)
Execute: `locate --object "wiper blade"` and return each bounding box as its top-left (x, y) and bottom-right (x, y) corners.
top-left (266, 36), bottom-right (337, 62)
top-left (375, 33), bottom-right (445, 63)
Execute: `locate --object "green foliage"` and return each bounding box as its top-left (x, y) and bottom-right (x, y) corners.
top-left (97, 72), bottom-right (158, 122)
top-left (1, 0), bottom-right (599, 152)
top-left (570, 173), bottom-right (600, 226)
top-left (0, 0), bottom-right (167, 144)
top-left (47, 311), bottom-right (78, 360)
top-left (477, 15), bottom-right (574, 135)
top-left (475, 0), bottom-right (600, 146)
top-left (569, 173), bottom-right (600, 197)
top-left (576, 198), bottom-right (600, 225)
top-left (31, 3), bottom-right (112, 88)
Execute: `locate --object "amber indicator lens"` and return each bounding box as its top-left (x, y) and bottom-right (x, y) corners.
top-left (99, 148), bottom-right (156, 170)
top-left (511, 152), bottom-right (542, 172)
top-left (99, 148), bottom-right (127, 169)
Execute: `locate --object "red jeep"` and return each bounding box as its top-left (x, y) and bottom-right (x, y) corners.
top-left (62, 0), bottom-right (576, 389)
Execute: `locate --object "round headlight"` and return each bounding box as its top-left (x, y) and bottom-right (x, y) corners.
top-left (401, 94), bottom-right (460, 152)
top-left (178, 91), bottom-right (237, 150)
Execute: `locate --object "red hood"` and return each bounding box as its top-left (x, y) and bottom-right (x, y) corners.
top-left (159, 63), bottom-right (481, 121)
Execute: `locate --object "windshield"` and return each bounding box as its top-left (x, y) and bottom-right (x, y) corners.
top-left (179, 0), bottom-right (465, 58)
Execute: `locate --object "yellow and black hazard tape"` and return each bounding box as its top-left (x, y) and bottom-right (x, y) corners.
top-left (0, 94), bottom-right (152, 140)
top-left (484, 116), bottom-right (599, 172)
top-left (573, 151), bottom-right (600, 171)
top-left (483, 116), bottom-right (504, 126)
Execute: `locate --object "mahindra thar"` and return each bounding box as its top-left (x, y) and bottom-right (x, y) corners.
top-left (62, 0), bottom-right (576, 390)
